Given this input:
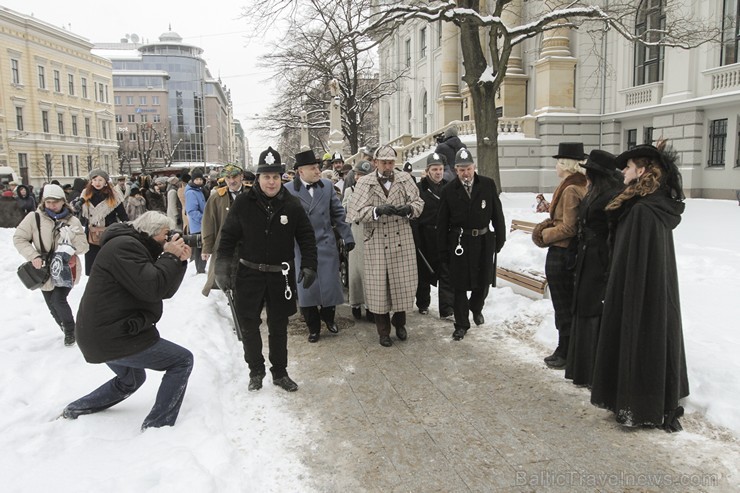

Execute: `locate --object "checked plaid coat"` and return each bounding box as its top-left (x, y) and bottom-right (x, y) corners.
top-left (347, 171), bottom-right (424, 314)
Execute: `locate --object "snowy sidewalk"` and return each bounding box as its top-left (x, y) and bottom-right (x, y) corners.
top-left (279, 305), bottom-right (740, 492)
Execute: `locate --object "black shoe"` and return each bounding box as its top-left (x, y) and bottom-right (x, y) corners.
top-left (273, 375), bottom-right (299, 392)
top-left (544, 349), bottom-right (560, 363)
top-left (308, 332), bottom-right (320, 343)
top-left (473, 312), bottom-right (485, 326)
top-left (545, 355), bottom-right (567, 369)
top-left (325, 322), bottom-right (339, 334)
top-left (352, 306), bottom-right (362, 319)
top-left (366, 310), bottom-right (375, 323)
top-left (453, 328), bottom-right (468, 341)
top-left (440, 310), bottom-right (454, 319)
top-left (379, 335), bottom-right (392, 347)
top-left (395, 326), bottom-right (407, 341)
top-left (418, 307), bottom-right (429, 315)
top-left (248, 373), bottom-right (265, 391)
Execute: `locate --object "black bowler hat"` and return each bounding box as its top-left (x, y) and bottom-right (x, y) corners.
top-left (293, 150), bottom-right (321, 170)
top-left (256, 147), bottom-right (283, 174)
top-left (582, 150), bottom-right (618, 175)
top-left (552, 142), bottom-right (588, 160)
top-left (615, 144), bottom-right (663, 170)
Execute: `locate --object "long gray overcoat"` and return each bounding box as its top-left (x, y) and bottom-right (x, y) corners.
top-left (288, 177), bottom-right (353, 308)
top-left (342, 185), bottom-right (365, 307)
top-left (347, 172), bottom-right (424, 314)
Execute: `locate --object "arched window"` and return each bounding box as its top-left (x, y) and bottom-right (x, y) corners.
top-left (421, 92), bottom-right (428, 134)
top-left (634, 0), bottom-right (665, 86)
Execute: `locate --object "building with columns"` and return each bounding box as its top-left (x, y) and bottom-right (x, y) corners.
top-left (0, 6), bottom-right (118, 188)
top-left (378, 0), bottom-right (740, 198)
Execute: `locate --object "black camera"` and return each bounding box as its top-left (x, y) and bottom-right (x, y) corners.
top-left (166, 230), bottom-right (202, 249)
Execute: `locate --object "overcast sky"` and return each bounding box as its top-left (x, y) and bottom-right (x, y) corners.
top-left (2, 0), bottom-right (279, 162)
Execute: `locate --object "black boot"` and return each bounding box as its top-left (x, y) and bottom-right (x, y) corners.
top-left (63, 323), bottom-right (76, 347)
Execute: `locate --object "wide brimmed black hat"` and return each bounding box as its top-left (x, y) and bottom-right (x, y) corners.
top-left (293, 150), bottom-right (321, 169)
top-left (257, 147), bottom-right (283, 174)
top-left (615, 144), bottom-right (663, 170)
top-left (582, 150), bottom-right (618, 175)
top-left (553, 142), bottom-right (588, 160)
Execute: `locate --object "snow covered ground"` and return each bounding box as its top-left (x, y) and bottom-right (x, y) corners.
top-left (0, 193), bottom-right (738, 491)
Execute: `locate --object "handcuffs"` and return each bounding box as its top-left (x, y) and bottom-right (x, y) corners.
top-left (454, 229), bottom-right (464, 256)
top-left (281, 262), bottom-right (292, 300)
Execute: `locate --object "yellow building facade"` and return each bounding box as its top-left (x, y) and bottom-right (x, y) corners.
top-left (0, 7), bottom-right (117, 188)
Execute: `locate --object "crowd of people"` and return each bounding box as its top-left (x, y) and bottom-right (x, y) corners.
top-left (10, 130), bottom-right (689, 434)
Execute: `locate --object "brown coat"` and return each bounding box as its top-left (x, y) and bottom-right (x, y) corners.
top-left (347, 172), bottom-right (424, 314)
top-left (201, 185), bottom-right (242, 296)
top-left (540, 174), bottom-right (587, 248)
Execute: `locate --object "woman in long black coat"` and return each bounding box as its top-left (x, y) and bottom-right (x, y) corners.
top-left (565, 150), bottom-right (623, 387)
top-left (590, 141), bottom-right (689, 432)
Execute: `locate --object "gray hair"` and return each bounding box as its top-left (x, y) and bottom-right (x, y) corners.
top-left (130, 211), bottom-right (174, 237)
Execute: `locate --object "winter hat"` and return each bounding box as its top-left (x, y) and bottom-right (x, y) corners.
top-left (130, 187), bottom-right (142, 196)
top-left (42, 184), bottom-right (66, 200)
top-left (455, 147), bottom-right (475, 166)
top-left (89, 168), bottom-right (110, 182)
top-left (444, 125), bottom-right (458, 139)
top-left (220, 164), bottom-right (244, 177)
top-left (354, 160), bottom-right (372, 174)
top-left (373, 145), bottom-right (397, 160)
top-left (191, 168), bottom-right (205, 181)
top-left (322, 152), bottom-right (333, 162)
top-left (167, 176), bottom-right (180, 186)
top-left (154, 176), bottom-right (168, 186)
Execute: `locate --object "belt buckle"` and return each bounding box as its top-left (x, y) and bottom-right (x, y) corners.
top-left (471, 229), bottom-right (479, 237)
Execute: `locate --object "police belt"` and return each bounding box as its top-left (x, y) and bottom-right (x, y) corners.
top-left (239, 259), bottom-right (285, 273)
top-left (458, 227), bottom-right (489, 237)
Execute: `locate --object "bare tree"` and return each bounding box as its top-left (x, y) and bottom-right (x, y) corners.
top-left (117, 140), bottom-right (136, 176)
top-left (243, 0), bottom-right (719, 184)
top-left (244, 0), bottom-right (402, 155)
top-left (152, 126), bottom-right (182, 167)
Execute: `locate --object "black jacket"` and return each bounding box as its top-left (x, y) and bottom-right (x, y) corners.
top-left (413, 177), bottom-right (447, 284)
top-left (437, 174), bottom-right (506, 289)
top-left (590, 189), bottom-right (689, 427)
top-left (76, 223), bottom-right (187, 364)
top-left (435, 135), bottom-right (464, 181)
top-left (216, 184), bottom-right (317, 316)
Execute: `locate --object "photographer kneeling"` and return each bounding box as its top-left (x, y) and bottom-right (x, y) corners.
top-left (62, 211), bottom-right (194, 431)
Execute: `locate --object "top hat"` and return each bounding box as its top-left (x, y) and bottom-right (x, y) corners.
top-left (294, 150), bottom-right (321, 169)
top-left (426, 152), bottom-right (446, 167)
top-left (256, 147), bottom-right (284, 174)
top-left (552, 142), bottom-right (588, 160)
top-left (455, 147), bottom-right (475, 166)
top-left (582, 150), bottom-right (618, 175)
top-left (615, 144), bottom-right (663, 170)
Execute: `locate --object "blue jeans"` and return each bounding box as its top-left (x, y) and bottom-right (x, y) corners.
top-left (64, 338), bottom-right (194, 430)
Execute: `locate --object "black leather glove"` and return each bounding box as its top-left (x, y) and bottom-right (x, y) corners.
top-left (345, 241), bottom-right (355, 252)
top-left (297, 267), bottom-right (317, 289)
top-left (395, 205), bottom-right (412, 216)
top-left (375, 204), bottom-right (396, 216)
top-left (215, 262), bottom-right (233, 291)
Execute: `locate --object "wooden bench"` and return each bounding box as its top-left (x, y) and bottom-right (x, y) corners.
top-left (496, 218), bottom-right (548, 296)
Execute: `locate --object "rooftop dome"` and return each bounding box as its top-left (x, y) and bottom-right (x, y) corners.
top-left (159, 30), bottom-right (182, 43)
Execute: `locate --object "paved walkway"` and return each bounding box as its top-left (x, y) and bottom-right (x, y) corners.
top-left (279, 306), bottom-right (739, 492)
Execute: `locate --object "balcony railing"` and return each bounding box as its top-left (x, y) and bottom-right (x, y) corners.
top-left (620, 82), bottom-right (663, 108)
top-left (347, 117), bottom-right (534, 165)
top-left (704, 63), bottom-right (740, 94)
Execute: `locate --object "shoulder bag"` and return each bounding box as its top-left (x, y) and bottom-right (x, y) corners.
top-left (17, 213), bottom-right (51, 290)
